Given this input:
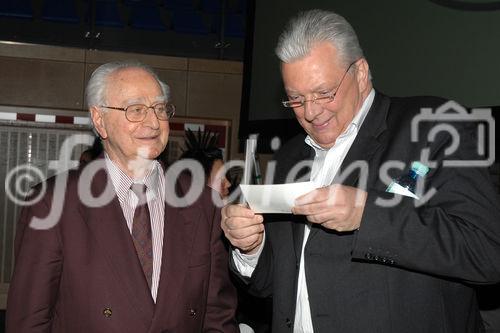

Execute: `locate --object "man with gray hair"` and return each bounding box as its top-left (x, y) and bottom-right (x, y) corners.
top-left (222, 9), bottom-right (500, 333)
top-left (7, 60), bottom-right (238, 332)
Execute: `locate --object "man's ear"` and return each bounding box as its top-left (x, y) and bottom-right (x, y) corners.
top-left (90, 107), bottom-right (108, 139)
top-left (355, 58), bottom-right (370, 92)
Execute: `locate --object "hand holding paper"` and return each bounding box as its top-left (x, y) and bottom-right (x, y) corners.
top-left (292, 184), bottom-right (368, 232)
top-left (238, 182), bottom-right (366, 232)
top-left (221, 204), bottom-right (265, 254)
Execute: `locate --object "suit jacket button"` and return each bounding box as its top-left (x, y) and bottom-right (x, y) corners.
top-left (285, 318), bottom-right (292, 328)
top-left (103, 308), bottom-right (112, 317)
top-left (189, 308), bottom-right (197, 317)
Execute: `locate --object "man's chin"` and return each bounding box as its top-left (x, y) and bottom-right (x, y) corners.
top-left (136, 146), bottom-right (163, 160)
top-left (309, 135), bottom-right (335, 149)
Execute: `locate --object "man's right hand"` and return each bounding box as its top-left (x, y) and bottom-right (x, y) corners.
top-left (221, 204), bottom-right (264, 255)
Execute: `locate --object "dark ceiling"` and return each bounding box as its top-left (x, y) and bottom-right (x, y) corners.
top-left (0, 0), bottom-right (252, 60)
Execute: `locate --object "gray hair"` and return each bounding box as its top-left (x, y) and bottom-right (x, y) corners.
top-left (275, 9), bottom-right (365, 67)
top-left (85, 60), bottom-right (170, 109)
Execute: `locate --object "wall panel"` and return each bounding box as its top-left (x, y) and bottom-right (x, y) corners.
top-left (0, 57), bottom-right (85, 110)
top-left (186, 71), bottom-right (243, 157)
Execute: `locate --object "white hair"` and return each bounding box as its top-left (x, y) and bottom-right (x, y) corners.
top-left (85, 60), bottom-right (170, 109)
top-left (275, 9), bottom-right (365, 67)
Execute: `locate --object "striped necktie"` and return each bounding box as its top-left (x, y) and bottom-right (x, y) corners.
top-left (130, 183), bottom-right (153, 289)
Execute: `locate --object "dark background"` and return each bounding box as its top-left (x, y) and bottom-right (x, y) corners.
top-left (239, 0), bottom-right (500, 151)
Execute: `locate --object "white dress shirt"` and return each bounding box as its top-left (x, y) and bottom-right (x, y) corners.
top-left (233, 89), bottom-right (375, 332)
top-left (105, 155), bottom-right (166, 302)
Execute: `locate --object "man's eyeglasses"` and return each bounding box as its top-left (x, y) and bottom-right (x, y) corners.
top-left (100, 102), bottom-right (175, 122)
top-left (282, 61), bottom-right (356, 108)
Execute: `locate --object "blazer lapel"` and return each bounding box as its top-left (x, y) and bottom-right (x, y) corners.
top-left (84, 163), bottom-right (155, 329)
top-left (334, 93), bottom-right (389, 187)
top-left (289, 140), bottom-right (315, 264)
top-left (307, 92), bottom-right (390, 242)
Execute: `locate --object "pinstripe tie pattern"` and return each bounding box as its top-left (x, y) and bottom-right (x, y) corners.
top-left (131, 183), bottom-right (153, 289)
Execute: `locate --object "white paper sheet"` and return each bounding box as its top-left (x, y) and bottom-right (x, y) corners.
top-left (239, 182), bottom-right (317, 213)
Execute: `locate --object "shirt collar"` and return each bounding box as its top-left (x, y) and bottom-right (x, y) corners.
top-left (305, 88), bottom-right (375, 152)
top-left (105, 153), bottom-right (161, 200)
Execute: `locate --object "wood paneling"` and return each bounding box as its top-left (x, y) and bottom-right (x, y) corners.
top-left (188, 58), bottom-right (243, 74)
top-left (0, 43), bottom-right (243, 157)
top-left (156, 69), bottom-right (188, 117)
top-left (85, 49), bottom-right (188, 71)
top-left (0, 58), bottom-right (85, 110)
top-left (186, 71), bottom-right (242, 157)
top-left (0, 42), bottom-right (85, 62)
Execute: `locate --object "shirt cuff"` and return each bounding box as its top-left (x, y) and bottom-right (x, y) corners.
top-left (231, 233), bottom-right (266, 278)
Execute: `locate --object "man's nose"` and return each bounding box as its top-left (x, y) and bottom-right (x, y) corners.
top-left (303, 100), bottom-right (322, 122)
top-left (142, 107), bottom-right (160, 128)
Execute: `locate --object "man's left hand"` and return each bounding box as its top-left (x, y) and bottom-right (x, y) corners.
top-left (292, 184), bottom-right (367, 232)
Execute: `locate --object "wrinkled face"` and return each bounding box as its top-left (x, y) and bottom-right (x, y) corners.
top-left (91, 67), bottom-right (169, 172)
top-left (281, 41), bottom-right (371, 149)
top-left (208, 159), bottom-right (231, 198)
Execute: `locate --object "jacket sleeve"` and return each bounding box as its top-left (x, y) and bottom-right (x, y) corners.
top-left (6, 186), bottom-right (63, 333)
top-left (352, 122), bottom-right (500, 284)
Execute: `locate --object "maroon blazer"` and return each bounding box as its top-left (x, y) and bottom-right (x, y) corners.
top-left (6, 163), bottom-right (238, 333)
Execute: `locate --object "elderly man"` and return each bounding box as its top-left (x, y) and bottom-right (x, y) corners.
top-left (7, 61), bottom-right (238, 332)
top-left (222, 9), bottom-right (500, 333)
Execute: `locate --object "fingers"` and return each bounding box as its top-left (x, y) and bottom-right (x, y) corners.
top-left (230, 232), bottom-right (264, 254)
top-left (292, 201), bottom-right (330, 216)
top-left (302, 206), bottom-right (349, 224)
top-left (222, 203), bottom-right (255, 219)
top-left (304, 209), bottom-right (360, 232)
top-left (292, 185), bottom-right (341, 218)
top-left (294, 186), bottom-right (332, 206)
top-left (224, 221), bottom-right (264, 239)
top-left (222, 204), bottom-right (262, 227)
top-left (292, 185), bottom-right (367, 232)
top-left (221, 204), bottom-right (264, 253)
